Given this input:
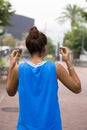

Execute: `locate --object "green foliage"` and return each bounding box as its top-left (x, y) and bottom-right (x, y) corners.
top-left (2, 34), bottom-right (16, 47)
top-left (44, 56), bottom-right (55, 62)
top-left (22, 32), bottom-right (28, 40)
top-left (79, 10), bottom-right (87, 21)
top-left (63, 25), bottom-right (87, 58)
top-left (56, 4), bottom-right (85, 27)
top-left (47, 37), bottom-right (55, 55)
top-left (0, 0), bottom-right (15, 27)
top-left (57, 3), bottom-right (87, 58)
top-left (0, 59), bottom-right (6, 66)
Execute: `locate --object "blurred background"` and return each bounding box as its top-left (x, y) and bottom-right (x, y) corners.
top-left (0, 0), bottom-right (87, 130)
top-left (0, 0), bottom-right (87, 68)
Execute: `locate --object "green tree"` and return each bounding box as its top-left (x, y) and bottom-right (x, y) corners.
top-left (0, 0), bottom-right (15, 26)
top-left (22, 32), bottom-right (28, 40)
top-left (63, 25), bottom-right (87, 58)
top-left (47, 37), bottom-right (55, 55)
top-left (78, 8), bottom-right (87, 21)
top-left (0, 0), bottom-right (15, 35)
top-left (56, 4), bottom-right (87, 58)
top-left (56, 4), bottom-right (85, 30)
top-left (2, 34), bottom-right (16, 47)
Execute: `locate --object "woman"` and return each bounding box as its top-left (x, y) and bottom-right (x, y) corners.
top-left (6, 26), bottom-right (81, 130)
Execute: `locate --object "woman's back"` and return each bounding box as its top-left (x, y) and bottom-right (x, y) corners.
top-left (17, 61), bottom-right (62, 130)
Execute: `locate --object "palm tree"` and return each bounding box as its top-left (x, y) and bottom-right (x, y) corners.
top-left (56, 4), bottom-right (85, 29)
top-left (79, 9), bottom-right (87, 21)
top-left (56, 4), bottom-right (87, 59)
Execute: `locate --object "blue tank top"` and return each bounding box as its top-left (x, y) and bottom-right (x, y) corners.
top-left (17, 61), bottom-right (62, 130)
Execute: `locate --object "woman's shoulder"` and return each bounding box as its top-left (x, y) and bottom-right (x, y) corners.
top-left (45, 61), bottom-right (64, 69)
top-left (46, 60), bottom-right (55, 65)
top-left (55, 61), bottom-right (65, 71)
top-left (18, 61), bottom-right (26, 66)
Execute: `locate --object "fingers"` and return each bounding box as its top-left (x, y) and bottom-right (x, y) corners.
top-left (59, 46), bottom-right (69, 54)
top-left (59, 46), bottom-right (70, 62)
top-left (10, 50), bottom-right (19, 58)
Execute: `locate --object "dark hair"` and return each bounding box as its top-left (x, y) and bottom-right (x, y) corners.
top-left (25, 26), bottom-right (47, 56)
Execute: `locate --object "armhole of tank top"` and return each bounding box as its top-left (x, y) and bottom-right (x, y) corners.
top-left (18, 63), bottom-right (22, 78)
top-left (55, 62), bottom-right (58, 79)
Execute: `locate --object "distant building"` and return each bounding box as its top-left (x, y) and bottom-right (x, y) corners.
top-left (5, 14), bottom-right (34, 39)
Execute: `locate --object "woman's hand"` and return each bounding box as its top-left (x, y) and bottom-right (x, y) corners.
top-left (59, 46), bottom-right (70, 62)
top-left (10, 50), bottom-right (19, 70)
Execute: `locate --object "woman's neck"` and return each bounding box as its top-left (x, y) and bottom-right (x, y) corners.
top-left (29, 54), bottom-right (44, 64)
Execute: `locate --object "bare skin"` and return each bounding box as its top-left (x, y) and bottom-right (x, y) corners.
top-left (56, 47), bottom-right (81, 93)
top-left (6, 50), bottom-right (19, 96)
top-left (6, 47), bottom-right (81, 96)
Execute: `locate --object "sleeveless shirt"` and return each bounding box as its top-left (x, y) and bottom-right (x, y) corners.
top-left (17, 61), bottom-right (62, 130)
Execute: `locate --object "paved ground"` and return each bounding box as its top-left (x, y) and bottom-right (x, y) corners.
top-left (59, 65), bottom-right (87, 130)
top-left (0, 65), bottom-right (87, 130)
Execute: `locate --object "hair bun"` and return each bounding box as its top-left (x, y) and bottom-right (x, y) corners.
top-left (29, 26), bottom-right (39, 39)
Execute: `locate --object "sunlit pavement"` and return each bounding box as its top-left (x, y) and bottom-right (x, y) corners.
top-left (0, 65), bottom-right (87, 130)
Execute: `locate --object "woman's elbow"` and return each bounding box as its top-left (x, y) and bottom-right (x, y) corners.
top-left (6, 87), bottom-right (16, 97)
top-left (73, 82), bottom-right (81, 94)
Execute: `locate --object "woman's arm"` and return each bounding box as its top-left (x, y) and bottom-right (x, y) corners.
top-left (56, 47), bottom-right (81, 94)
top-left (6, 50), bottom-right (19, 96)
